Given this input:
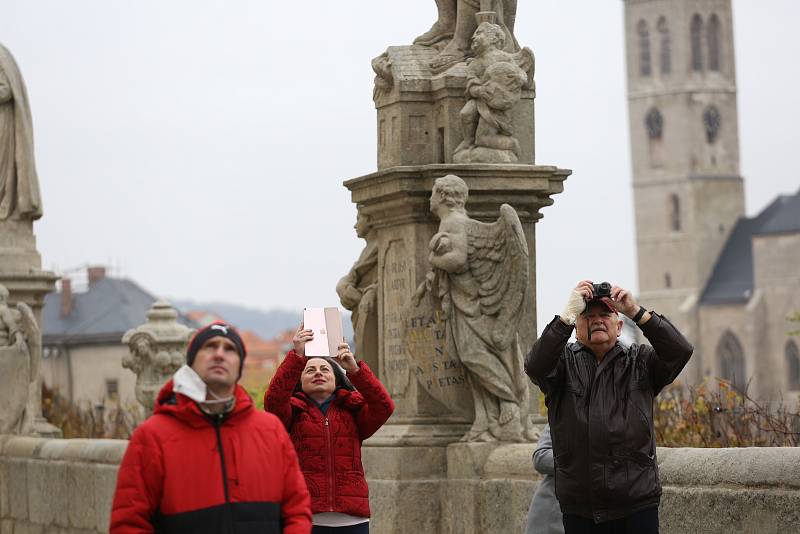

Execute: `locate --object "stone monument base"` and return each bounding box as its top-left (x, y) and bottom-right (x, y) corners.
top-left (363, 437), bottom-right (543, 533)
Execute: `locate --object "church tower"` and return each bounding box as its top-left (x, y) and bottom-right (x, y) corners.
top-left (623, 0), bottom-right (745, 377)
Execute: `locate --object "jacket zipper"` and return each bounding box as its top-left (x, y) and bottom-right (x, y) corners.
top-left (324, 416), bottom-right (336, 511)
top-left (213, 415), bottom-right (233, 532)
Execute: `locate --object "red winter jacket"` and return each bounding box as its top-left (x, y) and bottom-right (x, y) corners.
top-left (264, 351), bottom-right (394, 518)
top-left (110, 380), bottom-right (311, 534)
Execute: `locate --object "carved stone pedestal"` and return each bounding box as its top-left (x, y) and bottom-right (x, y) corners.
top-left (346, 163), bottom-right (567, 530)
top-left (363, 439), bottom-right (541, 533)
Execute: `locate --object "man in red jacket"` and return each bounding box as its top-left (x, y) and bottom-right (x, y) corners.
top-left (110, 321), bottom-right (312, 534)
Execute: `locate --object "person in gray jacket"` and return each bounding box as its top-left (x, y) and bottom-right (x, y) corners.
top-left (525, 424), bottom-right (564, 534)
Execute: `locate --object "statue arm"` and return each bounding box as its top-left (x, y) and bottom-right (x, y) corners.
top-left (429, 224), bottom-right (468, 273)
top-left (336, 269), bottom-right (362, 310)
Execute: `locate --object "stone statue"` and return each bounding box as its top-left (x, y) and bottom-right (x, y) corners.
top-left (413, 175), bottom-right (533, 442)
top-left (415, 0), bottom-right (519, 73)
top-left (123, 301), bottom-right (194, 414)
top-left (0, 283), bottom-right (40, 434)
top-left (0, 43), bottom-right (42, 221)
top-left (453, 22), bottom-right (534, 164)
top-left (336, 209), bottom-right (379, 366)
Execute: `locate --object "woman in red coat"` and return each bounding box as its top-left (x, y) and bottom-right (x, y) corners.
top-left (265, 324), bottom-right (394, 534)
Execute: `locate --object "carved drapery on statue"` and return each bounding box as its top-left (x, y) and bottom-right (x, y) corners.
top-left (413, 175), bottom-right (533, 442)
top-left (0, 283), bottom-right (39, 434)
top-left (0, 43), bottom-right (42, 221)
top-left (415, 0), bottom-right (519, 73)
top-left (122, 300), bottom-right (194, 414)
top-left (336, 209), bottom-right (379, 371)
top-left (453, 22), bottom-right (533, 163)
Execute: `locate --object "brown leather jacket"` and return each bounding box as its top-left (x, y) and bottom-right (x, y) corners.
top-left (525, 313), bottom-right (693, 523)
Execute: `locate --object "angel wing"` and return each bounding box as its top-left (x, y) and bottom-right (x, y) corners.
top-left (466, 204), bottom-right (529, 350)
top-left (512, 47), bottom-right (536, 91)
top-left (16, 302), bottom-right (40, 381)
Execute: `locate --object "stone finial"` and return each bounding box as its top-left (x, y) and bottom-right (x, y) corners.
top-left (122, 300), bottom-right (194, 414)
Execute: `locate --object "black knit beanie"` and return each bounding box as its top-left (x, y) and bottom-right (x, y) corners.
top-left (186, 321), bottom-right (247, 375)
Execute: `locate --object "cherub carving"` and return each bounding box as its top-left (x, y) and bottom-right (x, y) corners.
top-left (453, 22), bottom-right (534, 164)
top-left (413, 175), bottom-right (533, 442)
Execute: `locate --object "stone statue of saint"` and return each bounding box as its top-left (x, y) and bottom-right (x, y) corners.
top-left (336, 209), bottom-right (379, 367)
top-left (453, 22), bottom-right (533, 164)
top-left (0, 43), bottom-right (42, 221)
top-left (413, 175), bottom-right (533, 442)
top-left (415, 0), bottom-right (519, 73)
top-left (0, 283), bottom-right (40, 434)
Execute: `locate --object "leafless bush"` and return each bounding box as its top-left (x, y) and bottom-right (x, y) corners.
top-left (654, 378), bottom-right (800, 447)
top-left (42, 383), bottom-right (143, 439)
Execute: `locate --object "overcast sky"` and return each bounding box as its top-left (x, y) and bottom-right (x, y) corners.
top-left (2, 1), bottom-right (798, 333)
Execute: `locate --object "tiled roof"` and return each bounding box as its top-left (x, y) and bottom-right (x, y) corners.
top-left (700, 188), bottom-right (800, 305)
top-left (43, 277), bottom-right (194, 345)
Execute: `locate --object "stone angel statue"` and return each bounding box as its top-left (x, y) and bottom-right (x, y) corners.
top-left (413, 175), bottom-right (534, 442)
top-left (0, 284), bottom-right (40, 434)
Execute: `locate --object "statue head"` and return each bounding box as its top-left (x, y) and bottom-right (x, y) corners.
top-left (354, 207), bottom-right (372, 239)
top-left (431, 175), bottom-right (469, 214)
top-left (471, 22), bottom-right (506, 55)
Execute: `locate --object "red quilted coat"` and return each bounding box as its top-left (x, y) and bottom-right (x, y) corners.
top-left (110, 380), bottom-right (311, 534)
top-left (264, 350), bottom-right (394, 518)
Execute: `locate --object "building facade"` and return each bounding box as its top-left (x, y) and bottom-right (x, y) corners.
top-left (623, 0), bottom-right (800, 399)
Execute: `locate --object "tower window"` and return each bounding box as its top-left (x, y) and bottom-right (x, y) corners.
top-left (645, 108), bottom-right (663, 140)
top-left (637, 20), bottom-right (652, 76)
top-left (717, 331), bottom-right (746, 392)
top-left (708, 14), bottom-right (721, 71)
top-left (787, 340), bottom-right (800, 391)
top-left (703, 106), bottom-right (721, 143)
top-left (657, 16), bottom-right (671, 75)
top-left (669, 194), bottom-right (681, 231)
top-left (691, 14), bottom-right (704, 72)
top-left (664, 273), bottom-right (672, 288)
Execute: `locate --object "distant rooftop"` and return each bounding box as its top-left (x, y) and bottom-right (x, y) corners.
top-left (43, 267), bottom-right (195, 345)
top-left (700, 187), bottom-right (800, 305)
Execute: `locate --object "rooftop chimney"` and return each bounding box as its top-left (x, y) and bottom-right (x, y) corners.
top-left (60, 278), bottom-right (73, 318)
top-left (87, 266), bottom-right (106, 286)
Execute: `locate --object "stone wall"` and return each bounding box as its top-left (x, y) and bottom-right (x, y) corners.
top-left (0, 435), bottom-right (126, 534)
top-left (2, 435), bottom-right (799, 533)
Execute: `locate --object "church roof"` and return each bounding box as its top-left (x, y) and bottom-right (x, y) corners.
top-left (700, 188), bottom-right (800, 305)
top-left (43, 277), bottom-right (195, 345)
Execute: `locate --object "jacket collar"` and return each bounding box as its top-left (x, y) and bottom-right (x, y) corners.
top-left (154, 379), bottom-right (253, 428)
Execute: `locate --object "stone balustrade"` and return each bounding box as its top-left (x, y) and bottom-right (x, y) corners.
top-left (1, 435), bottom-right (799, 533)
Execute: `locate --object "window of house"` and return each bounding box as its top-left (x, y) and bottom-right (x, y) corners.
top-left (669, 194), bottom-right (681, 231)
top-left (106, 379), bottom-right (119, 399)
top-left (717, 331), bottom-right (746, 391)
top-left (787, 340), bottom-right (800, 391)
top-left (638, 20), bottom-right (652, 76)
top-left (703, 106), bottom-right (721, 144)
top-left (657, 16), bottom-right (671, 75)
top-left (707, 14), bottom-right (721, 71)
top-left (691, 14), bottom-right (704, 72)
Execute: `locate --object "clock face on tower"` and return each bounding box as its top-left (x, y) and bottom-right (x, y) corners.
top-left (703, 106), bottom-right (722, 144)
